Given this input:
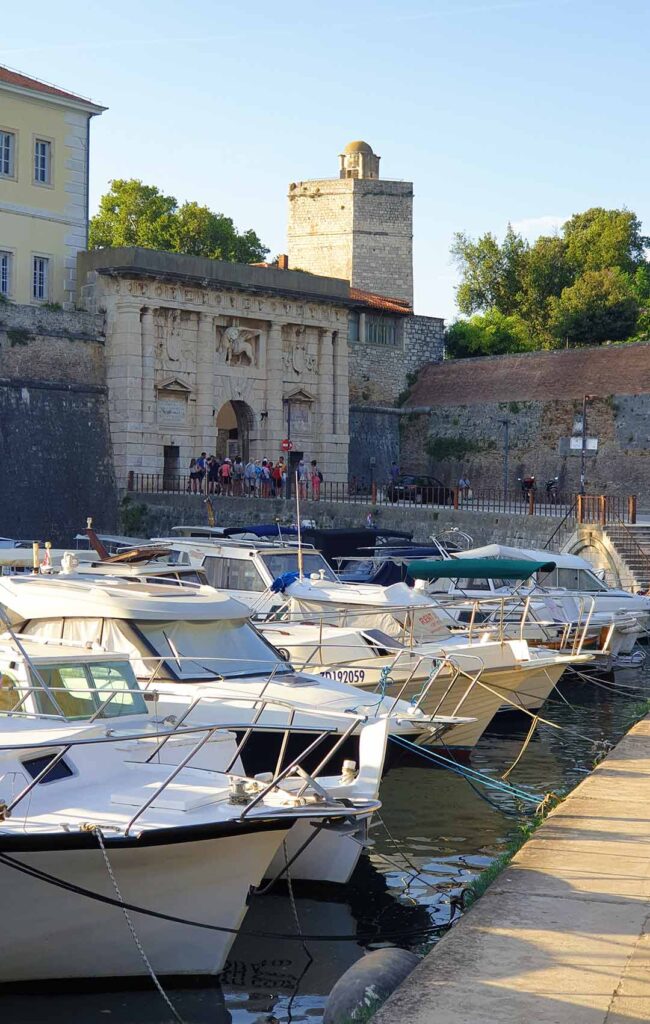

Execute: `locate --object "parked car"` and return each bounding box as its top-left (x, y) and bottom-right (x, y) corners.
top-left (386, 475), bottom-right (455, 505)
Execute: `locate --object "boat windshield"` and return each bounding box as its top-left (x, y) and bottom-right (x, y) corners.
top-left (32, 660), bottom-right (147, 720)
top-left (261, 552), bottom-right (338, 583)
top-left (134, 618), bottom-right (290, 680)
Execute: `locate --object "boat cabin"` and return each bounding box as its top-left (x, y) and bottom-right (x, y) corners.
top-left (0, 637), bottom-right (147, 721)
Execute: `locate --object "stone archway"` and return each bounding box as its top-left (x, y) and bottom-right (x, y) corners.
top-left (215, 400), bottom-right (254, 462)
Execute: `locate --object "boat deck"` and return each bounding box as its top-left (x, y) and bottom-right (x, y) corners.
top-left (373, 713), bottom-right (650, 1024)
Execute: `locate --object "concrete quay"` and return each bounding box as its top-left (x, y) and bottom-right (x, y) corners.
top-left (373, 715), bottom-right (650, 1024)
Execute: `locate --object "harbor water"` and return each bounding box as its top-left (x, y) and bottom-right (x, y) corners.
top-left (3, 666), bottom-right (649, 1024)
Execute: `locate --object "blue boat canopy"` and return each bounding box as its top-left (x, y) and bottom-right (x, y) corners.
top-left (407, 557), bottom-right (556, 581)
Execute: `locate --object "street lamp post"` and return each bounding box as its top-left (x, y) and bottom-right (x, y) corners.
top-left (284, 398), bottom-right (292, 500)
top-left (501, 419), bottom-right (510, 499)
top-left (580, 395), bottom-right (594, 496)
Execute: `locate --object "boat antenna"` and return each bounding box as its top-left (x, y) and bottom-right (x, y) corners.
top-left (295, 471), bottom-right (304, 579)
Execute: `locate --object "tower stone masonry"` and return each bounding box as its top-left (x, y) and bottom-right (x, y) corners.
top-left (288, 141), bottom-right (414, 306)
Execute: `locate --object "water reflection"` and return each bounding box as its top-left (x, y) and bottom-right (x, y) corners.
top-left (2, 668), bottom-right (649, 1023)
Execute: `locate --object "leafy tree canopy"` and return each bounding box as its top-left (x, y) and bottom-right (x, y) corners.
top-left (446, 310), bottom-right (533, 359)
top-left (89, 179), bottom-right (269, 264)
top-left (448, 207), bottom-right (650, 356)
top-left (549, 268), bottom-right (639, 346)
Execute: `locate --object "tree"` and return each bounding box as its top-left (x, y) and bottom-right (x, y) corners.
top-left (89, 180), bottom-right (177, 250)
top-left (448, 207), bottom-right (650, 355)
top-left (549, 268), bottom-right (639, 346)
top-left (89, 179), bottom-right (269, 264)
top-left (562, 208), bottom-right (649, 276)
top-left (451, 226), bottom-right (527, 316)
top-left (445, 310), bottom-right (533, 359)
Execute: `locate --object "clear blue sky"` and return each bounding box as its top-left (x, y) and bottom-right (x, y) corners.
top-left (3, 0), bottom-right (648, 320)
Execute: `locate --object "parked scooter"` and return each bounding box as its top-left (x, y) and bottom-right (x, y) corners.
top-left (545, 476), bottom-right (560, 502)
top-left (518, 475), bottom-right (536, 499)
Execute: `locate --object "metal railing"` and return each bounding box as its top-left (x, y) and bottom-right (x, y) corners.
top-left (127, 472), bottom-right (637, 523)
top-left (604, 517), bottom-right (650, 587)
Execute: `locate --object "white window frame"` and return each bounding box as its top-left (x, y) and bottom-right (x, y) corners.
top-left (0, 250), bottom-right (13, 297)
top-left (0, 128), bottom-right (17, 179)
top-left (33, 136), bottom-right (53, 187)
top-left (32, 255), bottom-right (50, 301)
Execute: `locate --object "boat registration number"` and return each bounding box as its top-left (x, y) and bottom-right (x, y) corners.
top-left (321, 668), bottom-right (366, 684)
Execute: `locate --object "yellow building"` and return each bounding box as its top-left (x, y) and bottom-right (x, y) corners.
top-left (0, 66), bottom-right (106, 308)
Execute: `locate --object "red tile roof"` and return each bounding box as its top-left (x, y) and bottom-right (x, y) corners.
top-left (349, 288), bottom-right (412, 314)
top-left (0, 65), bottom-right (104, 108)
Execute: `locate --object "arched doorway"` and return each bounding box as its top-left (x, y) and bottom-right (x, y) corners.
top-left (215, 400), bottom-right (254, 462)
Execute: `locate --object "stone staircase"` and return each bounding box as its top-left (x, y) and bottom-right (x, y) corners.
top-left (603, 523), bottom-right (650, 591)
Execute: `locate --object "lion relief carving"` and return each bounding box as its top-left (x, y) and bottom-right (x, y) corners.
top-left (217, 324), bottom-right (260, 367)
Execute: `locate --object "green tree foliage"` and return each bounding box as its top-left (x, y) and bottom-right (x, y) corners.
top-left (89, 179), bottom-right (269, 264)
top-left (563, 208), bottom-right (648, 275)
top-left (448, 207), bottom-right (650, 356)
top-left (549, 268), bottom-right (639, 346)
top-left (446, 310), bottom-right (533, 358)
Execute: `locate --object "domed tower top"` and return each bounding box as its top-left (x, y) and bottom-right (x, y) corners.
top-left (339, 140), bottom-right (380, 179)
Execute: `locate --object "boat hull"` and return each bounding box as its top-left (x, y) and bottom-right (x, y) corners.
top-left (0, 825), bottom-right (289, 982)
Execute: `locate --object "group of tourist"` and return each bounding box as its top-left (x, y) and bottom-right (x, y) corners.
top-left (187, 453), bottom-right (324, 499)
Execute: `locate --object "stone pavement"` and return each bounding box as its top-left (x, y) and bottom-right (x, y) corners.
top-left (373, 715), bottom-right (650, 1024)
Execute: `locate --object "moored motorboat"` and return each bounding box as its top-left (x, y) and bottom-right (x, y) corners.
top-left (0, 636), bottom-right (380, 981)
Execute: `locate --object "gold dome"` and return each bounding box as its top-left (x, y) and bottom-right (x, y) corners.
top-left (343, 140), bottom-right (373, 155)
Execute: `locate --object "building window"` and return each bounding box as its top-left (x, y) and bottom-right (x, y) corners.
top-left (0, 251), bottom-right (11, 297)
top-left (0, 131), bottom-right (15, 177)
top-left (366, 315), bottom-right (398, 346)
top-left (348, 312), bottom-right (360, 343)
top-left (34, 139), bottom-right (51, 184)
top-left (32, 256), bottom-right (49, 300)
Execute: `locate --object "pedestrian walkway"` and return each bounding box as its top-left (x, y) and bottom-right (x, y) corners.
top-left (373, 715), bottom-right (650, 1024)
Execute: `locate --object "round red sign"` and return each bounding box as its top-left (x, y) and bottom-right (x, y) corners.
top-left (281, 438), bottom-right (294, 452)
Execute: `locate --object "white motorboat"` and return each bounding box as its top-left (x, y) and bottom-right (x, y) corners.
top-left (65, 543), bottom-right (584, 747)
top-left (0, 636), bottom-right (379, 981)
top-left (0, 574), bottom-right (467, 753)
top-left (419, 546), bottom-right (647, 667)
top-left (256, 574), bottom-right (592, 748)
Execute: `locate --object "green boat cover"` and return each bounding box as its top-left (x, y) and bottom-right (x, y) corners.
top-left (407, 557), bottom-right (556, 581)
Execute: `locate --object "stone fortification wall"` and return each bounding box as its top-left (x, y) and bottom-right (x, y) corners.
top-left (124, 491), bottom-right (560, 551)
top-left (349, 407), bottom-right (400, 485)
top-left (349, 316), bottom-right (444, 406)
top-left (403, 315), bottom-right (445, 376)
top-left (408, 342), bottom-right (650, 406)
top-left (0, 302), bottom-right (117, 542)
top-left (0, 302), bottom-right (104, 384)
top-left (401, 343), bottom-right (650, 498)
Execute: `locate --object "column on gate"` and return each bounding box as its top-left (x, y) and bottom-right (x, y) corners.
top-left (196, 312), bottom-right (217, 452)
top-left (318, 328), bottom-right (334, 449)
top-left (264, 320), bottom-right (285, 453)
top-left (107, 299), bottom-right (144, 486)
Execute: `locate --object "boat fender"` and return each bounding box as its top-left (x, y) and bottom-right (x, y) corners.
top-left (323, 947), bottom-right (420, 1024)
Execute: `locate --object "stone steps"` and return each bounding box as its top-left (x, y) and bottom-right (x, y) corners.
top-left (604, 525), bottom-right (650, 589)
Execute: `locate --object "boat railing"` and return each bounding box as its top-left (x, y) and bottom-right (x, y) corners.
top-left (0, 698), bottom-right (372, 833)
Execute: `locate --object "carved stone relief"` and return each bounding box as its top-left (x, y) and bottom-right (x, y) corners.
top-left (216, 320), bottom-right (261, 367)
top-left (282, 325), bottom-right (318, 376)
top-left (153, 307), bottom-right (197, 374)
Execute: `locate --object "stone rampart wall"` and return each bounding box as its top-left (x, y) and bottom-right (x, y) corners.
top-left (408, 342), bottom-right (650, 406)
top-left (123, 491), bottom-right (560, 550)
top-left (401, 344), bottom-right (650, 501)
top-left (349, 407), bottom-right (400, 484)
top-left (0, 301), bottom-right (105, 385)
top-left (399, 395), bottom-right (650, 498)
top-left (0, 302), bottom-right (116, 543)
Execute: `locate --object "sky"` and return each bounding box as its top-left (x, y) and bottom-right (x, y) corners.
top-left (2, 0), bottom-right (648, 321)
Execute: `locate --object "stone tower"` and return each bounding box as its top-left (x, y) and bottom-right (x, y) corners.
top-left (287, 141), bottom-right (414, 305)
